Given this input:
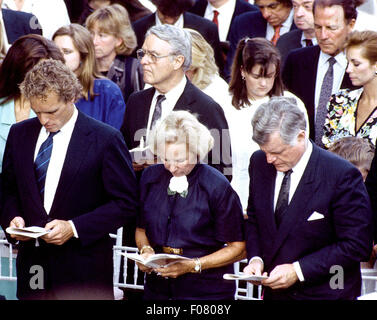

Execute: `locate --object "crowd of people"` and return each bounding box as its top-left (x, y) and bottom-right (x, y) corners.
top-left (0, 0), bottom-right (377, 301)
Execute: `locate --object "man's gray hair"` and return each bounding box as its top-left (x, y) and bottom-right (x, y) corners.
top-left (146, 24), bottom-right (192, 71)
top-left (252, 96), bottom-right (307, 146)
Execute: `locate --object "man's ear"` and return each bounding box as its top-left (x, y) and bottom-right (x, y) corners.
top-left (173, 55), bottom-right (185, 70)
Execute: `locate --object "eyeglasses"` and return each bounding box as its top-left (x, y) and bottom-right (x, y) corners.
top-left (136, 49), bottom-right (173, 63)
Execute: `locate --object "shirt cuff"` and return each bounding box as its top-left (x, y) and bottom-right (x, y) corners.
top-left (293, 261), bottom-right (305, 282)
top-left (249, 256), bottom-right (264, 266)
top-left (69, 220), bottom-right (79, 238)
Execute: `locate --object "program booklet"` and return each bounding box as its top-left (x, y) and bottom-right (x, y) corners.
top-left (6, 226), bottom-right (50, 239)
top-left (223, 272), bottom-right (268, 281)
top-left (122, 252), bottom-right (190, 268)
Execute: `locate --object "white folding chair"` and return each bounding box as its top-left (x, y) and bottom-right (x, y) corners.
top-left (233, 259), bottom-right (262, 300)
top-left (360, 268), bottom-right (377, 297)
top-left (0, 230), bottom-right (17, 282)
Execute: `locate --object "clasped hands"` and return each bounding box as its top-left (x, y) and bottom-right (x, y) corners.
top-left (243, 259), bottom-right (298, 290)
top-left (136, 252), bottom-right (195, 279)
top-left (9, 216), bottom-right (74, 245)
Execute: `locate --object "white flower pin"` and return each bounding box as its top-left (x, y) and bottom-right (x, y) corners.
top-left (167, 176), bottom-right (189, 198)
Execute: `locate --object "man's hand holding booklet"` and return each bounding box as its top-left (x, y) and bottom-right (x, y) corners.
top-left (223, 272), bottom-right (268, 282)
top-left (6, 226), bottom-right (50, 239)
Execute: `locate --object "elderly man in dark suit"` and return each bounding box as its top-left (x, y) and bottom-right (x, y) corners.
top-left (0, 59), bottom-right (138, 300)
top-left (121, 24), bottom-right (232, 178)
top-left (132, 0), bottom-right (225, 78)
top-left (282, 0), bottom-right (358, 145)
top-left (225, 0), bottom-right (296, 80)
top-left (244, 96), bottom-right (373, 300)
top-left (276, 0), bottom-right (316, 66)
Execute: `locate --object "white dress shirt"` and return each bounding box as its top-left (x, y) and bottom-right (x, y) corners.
top-left (155, 12), bottom-right (184, 28)
top-left (33, 106), bottom-right (78, 237)
top-left (266, 9), bottom-right (294, 42)
top-left (204, 0), bottom-right (236, 42)
top-left (300, 33), bottom-right (317, 47)
top-left (145, 76), bottom-right (187, 142)
top-left (250, 140), bottom-right (313, 282)
top-left (314, 51), bottom-right (347, 117)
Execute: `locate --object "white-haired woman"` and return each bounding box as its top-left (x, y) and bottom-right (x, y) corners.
top-left (135, 110), bottom-right (245, 300)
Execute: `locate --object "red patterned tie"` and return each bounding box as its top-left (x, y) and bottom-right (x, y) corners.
top-left (212, 10), bottom-right (219, 28)
top-left (271, 25), bottom-right (281, 45)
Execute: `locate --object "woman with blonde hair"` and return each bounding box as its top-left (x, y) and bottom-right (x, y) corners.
top-left (136, 110), bottom-right (245, 300)
top-left (185, 28), bottom-right (230, 112)
top-left (53, 23), bottom-right (126, 129)
top-left (85, 3), bottom-right (143, 102)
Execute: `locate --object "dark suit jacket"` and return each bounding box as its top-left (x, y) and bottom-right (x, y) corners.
top-left (188, 0), bottom-right (258, 40)
top-left (132, 12), bottom-right (224, 77)
top-left (0, 112), bottom-right (138, 300)
top-left (2, 8), bottom-right (42, 43)
top-left (246, 143), bottom-right (373, 300)
top-left (225, 10), bottom-right (297, 80)
top-left (121, 79), bottom-right (232, 178)
top-left (282, 45), bottom-right (358, 140)
top-left (276, 29), bottom-right (303, 68)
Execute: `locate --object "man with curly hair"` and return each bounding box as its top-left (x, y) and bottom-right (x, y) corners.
top-left (0, 59), bottom-right (138, 300)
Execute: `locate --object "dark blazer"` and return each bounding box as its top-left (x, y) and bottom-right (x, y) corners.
top-left (246, 143), bottom-right (373, 300)
top-left (2, 8), bottom-right (42, 43)
top-left (132, 12), bottom-right (224, 77)
top-left (0, 111), bottom-right (138, 300)
top-left (276, 29), bottom-right (303, 68)
top-left (282, 45), bottom-right (357, 140)
top-left (365, 148), bottom-right (377, 243)
top-left (225, 10), bottom-right (297, 80)
top-left (120, 79), bottom-right (232, 178)
top-left (188, 0), bottom-right (259, 40)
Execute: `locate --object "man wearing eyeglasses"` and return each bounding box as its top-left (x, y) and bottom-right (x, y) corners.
top-left (120, 24), bottom-right (232, 180)
top-left (224, 0), bottom-right (296, 80)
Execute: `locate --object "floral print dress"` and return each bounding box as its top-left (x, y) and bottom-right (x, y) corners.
top-left (322, 88), bottom-right (377, 148)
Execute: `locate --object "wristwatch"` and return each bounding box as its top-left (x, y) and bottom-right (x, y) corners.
top-left (193, 258), bottom-right (202, 273)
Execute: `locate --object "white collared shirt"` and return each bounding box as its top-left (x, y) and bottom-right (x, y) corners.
top-left (155, 12), bottom-right (184, 28)
top-left (266, 9), bottom-right (294, 41)
top-left (145, 76), bottom-right (187, 141)
top-left (314, 51), bottom-right (347, 117)
top-left (33, 107), bottom-right (78, 214)
top-left (300, 33), bottom-right (317, 47)
top-left (273, 140), bottom-right (313, 209)
top-left (204, 0), bottom-right (236, 42)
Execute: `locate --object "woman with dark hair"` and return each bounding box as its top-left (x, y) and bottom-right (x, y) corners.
top-left (85, 4), bottom-right (144, 103)
top-left (53, 23), bottom-right (126, 129)
top-left (0, 34), bottom-right (64, 172)
top-left (228, 37), bottom-right (309, 211)
top-left (322, 30), bottom-right (377, 148)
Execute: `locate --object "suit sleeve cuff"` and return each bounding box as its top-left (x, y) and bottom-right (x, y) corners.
top-left (293, 261), bottom-right (305, 282)
top-left (69, 220), bottom-right (79, 238)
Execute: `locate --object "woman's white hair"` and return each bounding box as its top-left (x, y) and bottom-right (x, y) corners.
top-left (148, 110), bottom-right (214, 161)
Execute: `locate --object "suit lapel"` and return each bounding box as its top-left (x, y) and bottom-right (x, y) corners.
top-left (20, 119), bottom-right (46, 213)
top-left (173, 80), bottom-right (195, 111)
top-left (48, 112), bottom-right (93, 216)
top-left (267, 144), bottom-right (320, 265)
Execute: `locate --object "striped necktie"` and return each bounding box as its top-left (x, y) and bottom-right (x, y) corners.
top-left (275, 169), bottom-right (293, 228)
top-left (34, 131), bottom-right (60, 201)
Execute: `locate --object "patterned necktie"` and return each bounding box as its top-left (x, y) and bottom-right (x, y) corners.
top-left (34, 131), bottom-right (60, 201)
top-left (304, 38), bottom-right (313, 47)
top-left (150, 94), bottom-right (166, 130)
top-left (315, 57), bottom-right (336, 146)
top-left (212, 10), bottom-right (219, 28)
top-left (275, 169), bottom-right (293, 228)
top-left (271, 25), bottom-right (281, 45)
